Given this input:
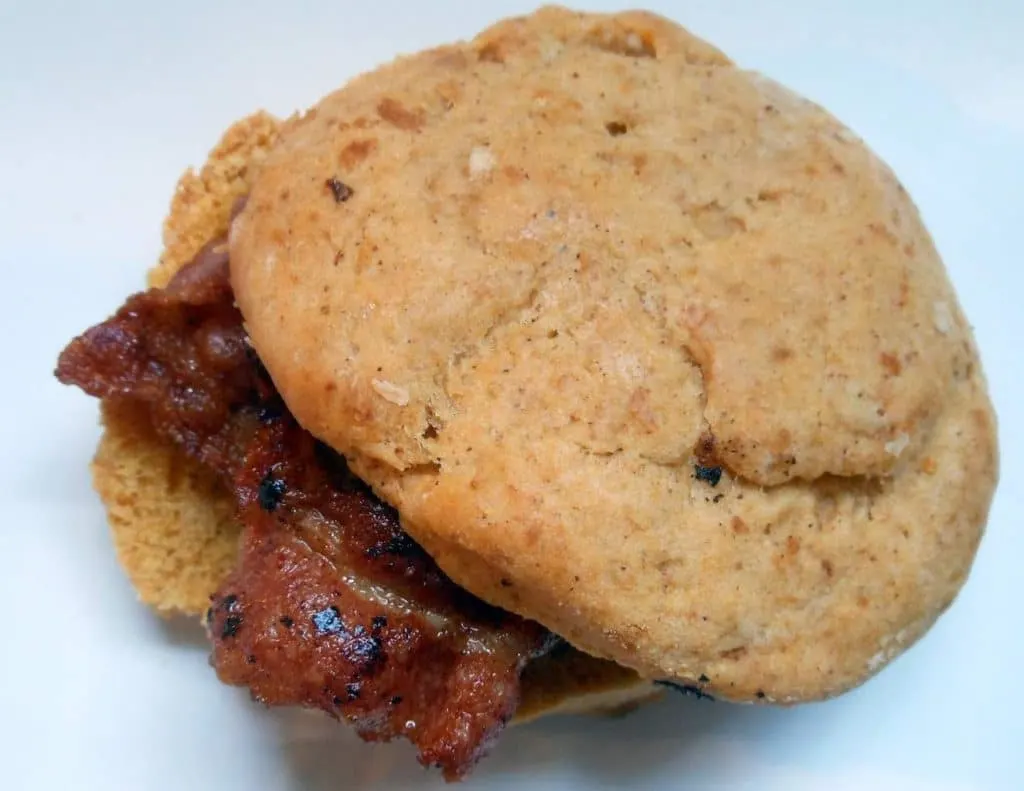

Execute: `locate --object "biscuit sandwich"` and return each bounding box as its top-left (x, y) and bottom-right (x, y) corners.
top-left (55, 6), bottom-right (998, 781)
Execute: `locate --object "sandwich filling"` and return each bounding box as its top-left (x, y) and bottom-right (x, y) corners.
top-left (56, 236), bottom-right (558, 779)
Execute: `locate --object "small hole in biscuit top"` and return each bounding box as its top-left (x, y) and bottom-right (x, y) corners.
top-left (605, 121), bottom-right (629, 136)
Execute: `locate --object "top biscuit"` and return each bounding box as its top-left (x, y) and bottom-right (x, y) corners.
top-left (230, 6), bottom-right (998, 701)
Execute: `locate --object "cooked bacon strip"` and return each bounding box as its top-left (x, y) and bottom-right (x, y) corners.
top-left (213, 418), bottom-right (548, 774)
top-left (56, 239), bottom-right (258, 475)
top-left (55, 244), bottom-right (552, 779)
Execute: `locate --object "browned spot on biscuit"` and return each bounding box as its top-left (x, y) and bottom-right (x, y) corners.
top-left (720, 645), bottom-right (747, 660)
top-left (695, 432), bottom-right (719, 468)
top-left (377, 98), bottom-right (426, 131)
top-left (477, 41), bottom-right (505, 63)
top-left (785, 536), bottom-right (800, 556)
top-left (772, 346), bottom-right (794, 362)
top-left (821, 559), bottom-right (835, 578)
top-left (869, 222), bottom-right (898, 246)
top-left (880, 352), bottom-right (902, 376)
top-left (756, 188), bottom-right (786, 203)
top-left (628, 388), bottom-right (658, 431)
top-left (920, 457), bottom-right (937, 475)
top-left (338, 139), bottom-right (378, 169)
top-left (730, 516), bottom-right (748, 535)
top-left (897, 272), bottom-right (911, 308)
top-left (502, 165), bottom-right (528, 184)
top-left (691, 201), bottom-right (746, 239)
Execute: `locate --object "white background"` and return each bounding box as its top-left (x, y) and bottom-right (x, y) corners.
top-left (2, 1), bottom-right (1022, 789)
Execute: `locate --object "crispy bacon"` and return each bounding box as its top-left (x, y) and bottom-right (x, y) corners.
top-left (55, 243), bottom-right (552, 779)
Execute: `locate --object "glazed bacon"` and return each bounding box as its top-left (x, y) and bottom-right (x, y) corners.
top-left (55, 242), bottom-right (552, 779)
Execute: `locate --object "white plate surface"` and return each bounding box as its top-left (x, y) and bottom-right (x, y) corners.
top-left (2, 2), bottom-right (1022, 789)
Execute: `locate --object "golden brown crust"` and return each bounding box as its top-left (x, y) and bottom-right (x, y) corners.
top-left (151, 112), bottom-right (281, 288)
top-left (87, 108), bottom-right (652, 720)
top-left (93, 401), bottom-right (241, 613)
top-left (230, 7), bottom-right (999, 701)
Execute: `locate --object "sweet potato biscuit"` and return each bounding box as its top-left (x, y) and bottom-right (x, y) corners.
top-left (230, 7), bottom-right (998, 701)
